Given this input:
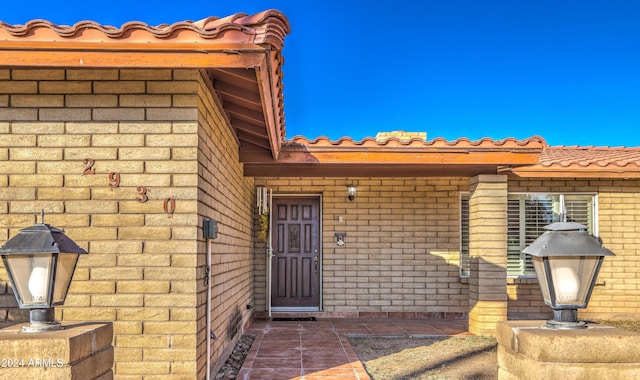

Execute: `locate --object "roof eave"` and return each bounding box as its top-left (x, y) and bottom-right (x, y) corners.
top-left (0, 41), bottom-right (269, 68)
top-left (507, 166), bottom-right (640, 178)
top-left (0, 9), bottom-right (290, 159)
top-left (242, 146), bottom-right (543, 177)
top-left (0, 44), bottom-right (284, 157)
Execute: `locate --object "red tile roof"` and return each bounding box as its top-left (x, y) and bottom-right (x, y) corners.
top-left (0, 10), bottom-right (290, 160)
top-left (539, 146), bottom-right (640, 168)
top-left (243, 135), bottom-right (546, 177)
top-left (508, 146), bottom-right (640, 178)
top-left (244, 136), bottom-right (640, 178)
top-left (0, 10), bottom-right (289, 47)
top-left (287, 135), bottom-right (547, 149)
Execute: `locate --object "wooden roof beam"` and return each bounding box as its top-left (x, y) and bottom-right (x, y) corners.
top-left (213, 75), bottom-right (259, 95)
top-left (232, 119), bottom-right (269, 139)
top-left (215, 84), bottom-right (262, 110)
top-left (237, 131), bottom-right (271, 150)
top-left (241, 149), bottom-right (542, 166)
top-left (242, 163), bottom-right (505, 177)
top-left (213, 67), bottom-right (259, 85)
top-left (0, 45), bottom-right (269, 69)
top-left (224, 102), bottom-right (265, 125)
top-left (256, 53), bottom-right (282, 159)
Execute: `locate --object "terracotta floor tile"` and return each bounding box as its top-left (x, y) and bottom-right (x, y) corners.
top-left (241, 367), bottom-right (303, 379)
top-left (251, 356), bottom-right (302, 369)
top-left (353, 367), bottom-right (372, 380)
top-left (303, 320), bottom-right (334, 328)
top-left (239, 317), bottom-right (468, 379)
top-left (257, 339), bottom-right (301, 348)
top-left (269, 321), bottom-right (304, 328)
top-left (301, 352), bottom-right (349, 362)
top-left (302, 358), bottom-right (353, 369)
top-left (301, 344), bottom-right (347, 354)
top-left (256, 347), bottom-right (302, 358)
top-left (300, 329), bottom-right (340, 341)
top-left (302, 367), bottom-right (362, 379)
top-left (235, 368), bottom-right (251, 380)
top-left (261, 330), bottom-right (301, 340)
top-left (331, 321), bottom-right (366, 329)
top-left (340, 349), bottom-right (362, 362)
top-left (301, 342), bottom-right (346, 351)
top-left (333, 329), bottom-right (372, 336)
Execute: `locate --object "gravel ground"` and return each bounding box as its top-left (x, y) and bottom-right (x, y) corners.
top-left (215, 335), bottom-right (255, 380)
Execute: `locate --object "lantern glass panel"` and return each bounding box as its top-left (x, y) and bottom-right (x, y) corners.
top-left (4, 254), bottom-right (52, 306)
top-left (53, 253), bottom-right (79, 304)
top-left (549, 256), bottom-right (600, 306)
top-left (532, 257), bottom-right (552, 304)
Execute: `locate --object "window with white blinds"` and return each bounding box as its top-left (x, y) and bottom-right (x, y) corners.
top-left (460, 193), bottom-right (596, 278)
top-left (460, 194), bottom-right (470, 277)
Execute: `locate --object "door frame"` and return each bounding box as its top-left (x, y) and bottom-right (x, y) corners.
top-left (268, 193), bottom-right (323, 313)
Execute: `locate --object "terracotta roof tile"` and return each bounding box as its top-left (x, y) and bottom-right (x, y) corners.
top-left (0, 9), bottom-right (289, 47)
top-left (539, 146), bottom-right (640, 168)
top-left (245, 135), bottom-right (546, 177)
top-left (0, 10), bottom-right (290, 160)
top-left (286, 135), bottom-right (547, 150)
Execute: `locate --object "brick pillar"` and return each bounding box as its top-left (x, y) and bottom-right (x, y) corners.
top-left (468, 174), bottom-right (508, 336)
top-left (497, 320), bottom-right (640, 379)
top-left (0, 322), bottom-right (113, 379)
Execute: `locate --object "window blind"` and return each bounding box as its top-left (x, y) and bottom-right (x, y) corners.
top-left (460, 193), bottom-right (595, 278)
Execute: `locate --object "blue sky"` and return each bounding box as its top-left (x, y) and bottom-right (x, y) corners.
top-left (3, 1), bottom-right (640, 147)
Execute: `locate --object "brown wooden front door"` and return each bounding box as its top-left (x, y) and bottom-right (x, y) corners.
top-left (271, 197), bottom-right (321, 309)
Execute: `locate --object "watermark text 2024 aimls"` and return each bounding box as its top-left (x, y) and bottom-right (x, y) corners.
top-left (1, 358), bottom-right (64, 368)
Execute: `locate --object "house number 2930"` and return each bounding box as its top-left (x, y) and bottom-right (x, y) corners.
top-left (82, 158), bottom-right (177, 215)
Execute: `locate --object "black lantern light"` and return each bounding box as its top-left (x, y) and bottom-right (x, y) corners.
top-left (522, 221), bottom-right (614, 329)
top-left (0, 212), bottom-right (87, 333)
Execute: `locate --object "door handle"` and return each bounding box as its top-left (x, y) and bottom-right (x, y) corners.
top-left (313, 255), bottom-right (318, 273)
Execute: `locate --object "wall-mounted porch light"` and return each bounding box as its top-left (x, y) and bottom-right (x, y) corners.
top-left (0, 212), bottom-right (87, 333)
top-left (522, 221), bottom-right (614, 330)
top-left (347, 185), bottom-right (356, 201)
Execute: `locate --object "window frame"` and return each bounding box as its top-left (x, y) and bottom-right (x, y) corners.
top-left (459, 192), bottom-right (470, 278)
top-left (459, 192), bottom-right (598, 279)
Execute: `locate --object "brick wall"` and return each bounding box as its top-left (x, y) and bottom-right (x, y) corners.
top-left (254, 177), bottom-right (470, 317)
top-left (196, 72), bottom-right (255, 378)
top-left (508, 178), bottom-right (640, 319)
top-left (0, 68), bottom-right (255, 378)
top-left (255, 177), bottom-right (640, 322)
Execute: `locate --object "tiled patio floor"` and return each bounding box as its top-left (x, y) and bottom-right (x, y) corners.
top-left (239, 318), bottom-right (469, 380)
